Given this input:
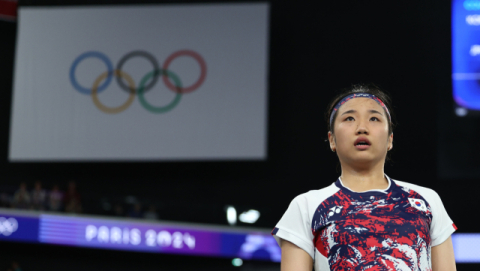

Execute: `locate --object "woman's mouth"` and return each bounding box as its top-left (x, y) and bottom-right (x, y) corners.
top-left (354, 137), bottom-right (371, 150)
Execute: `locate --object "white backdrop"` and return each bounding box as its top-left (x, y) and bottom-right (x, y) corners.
top-left (9, 3), bottom-right (269, 161)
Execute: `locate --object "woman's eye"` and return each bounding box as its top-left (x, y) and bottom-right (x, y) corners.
top-left (345, 116), bottom-right (354, 121)
top-left (370, 117), bottom-right (379, 121)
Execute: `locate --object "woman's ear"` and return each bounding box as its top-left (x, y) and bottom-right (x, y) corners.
top-left (388, 133), bottom-right (393, 151)
top-left (328, 131), bottom-right (336, 152)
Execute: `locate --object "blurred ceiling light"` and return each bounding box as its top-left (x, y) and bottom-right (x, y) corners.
top-left (226, 206), bottom-right (237, 225)
top-left (232, 258), bottom-right (243, 267)
top-left (239, 209), bottom-right (260, 224)
top-left (455, 107), bottom-right (468, 117)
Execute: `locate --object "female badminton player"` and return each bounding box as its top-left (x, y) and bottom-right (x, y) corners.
top-left (272, 84), bottom-right (457, 271)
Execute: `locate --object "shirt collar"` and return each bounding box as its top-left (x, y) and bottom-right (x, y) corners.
top-left (335, 174), bottom-right (394, 195)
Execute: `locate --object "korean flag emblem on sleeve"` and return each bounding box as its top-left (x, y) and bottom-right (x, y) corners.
top-left (408, 198), bottom-right (427, 212)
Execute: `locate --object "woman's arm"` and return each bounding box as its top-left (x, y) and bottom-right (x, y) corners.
top-left (431, 236), bottom-right (456, 271)
top-left (280, 239), bottom-right (313, 271)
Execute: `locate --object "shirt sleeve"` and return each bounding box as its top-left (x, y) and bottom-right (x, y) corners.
top-left (271, 195), bottom-right (315, 259)
top-left (429, 189), bottom-right (457, 246)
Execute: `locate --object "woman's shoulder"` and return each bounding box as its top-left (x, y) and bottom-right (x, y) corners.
top-left (392, 178), bottom-right (443, 202)
top-left (393, 178), bottom-right (435, 192)
top-left (290, 182), bottom-right (340, 205)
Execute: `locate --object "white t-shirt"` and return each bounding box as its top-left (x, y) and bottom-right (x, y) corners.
top-left (272, 176), bottom-right (456, 271)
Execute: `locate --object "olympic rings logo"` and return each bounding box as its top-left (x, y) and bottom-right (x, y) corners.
top-left (69, 50), bottom-right (207, 114)
top-left (0, 217), bottom-right (18, 236)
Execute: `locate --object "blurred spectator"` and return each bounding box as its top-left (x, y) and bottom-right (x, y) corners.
top-left (127, 202), bottom-right (143, 218)
top-left (143, 204), bottom-right (158, 220)
top-left (12, 182), bottom-right (30, 209)
top-left (0, 192), bottom-right (11, 208)
top-left (48, 184), bottom-right (63, 212)
top-left (112, 203), bottom-right (124, 217)
top-left (31, 180), bottom-right (47, 210)
top-left (9, 261), bottom-right (22, 271)
top-left (64, 180), bottom-right (82, 213)
top-left (65, 197), bottom-right (82, 213)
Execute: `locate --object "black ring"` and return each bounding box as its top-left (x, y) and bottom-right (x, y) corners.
top-left (116, 51), bottom-right (160, 94)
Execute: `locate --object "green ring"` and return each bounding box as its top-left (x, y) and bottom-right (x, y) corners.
top-left (138, 69), bottom-right (182, 113)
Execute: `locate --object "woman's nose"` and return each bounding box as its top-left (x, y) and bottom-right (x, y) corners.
top-left (355, 122), bottom-right (369, 134)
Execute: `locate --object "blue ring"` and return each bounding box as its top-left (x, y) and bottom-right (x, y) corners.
top-left (69, 51), bottom-right (113, 95)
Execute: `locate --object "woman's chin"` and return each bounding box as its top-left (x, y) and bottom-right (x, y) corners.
top-left (344, 153), bottom-right (383, 165)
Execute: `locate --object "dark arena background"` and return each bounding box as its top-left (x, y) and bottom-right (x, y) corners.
top-left (0, 0), bottom-right (478, 270)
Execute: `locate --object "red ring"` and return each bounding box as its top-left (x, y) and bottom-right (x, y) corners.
top-left (162, 50), bottom-right (207, 94)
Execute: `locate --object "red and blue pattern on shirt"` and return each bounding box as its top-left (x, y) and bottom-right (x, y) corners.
top-left (312, 179), bottom-right (433, 270)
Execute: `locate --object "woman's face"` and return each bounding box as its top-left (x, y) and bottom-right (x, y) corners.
top-left (328, 98), bottom-right (393, 167)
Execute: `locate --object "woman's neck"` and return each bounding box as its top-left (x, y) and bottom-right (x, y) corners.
top-left (339, 163), bottom-right (388, 192)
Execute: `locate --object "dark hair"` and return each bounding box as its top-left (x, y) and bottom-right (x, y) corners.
top-left (325, 83), bottom-right (395, 135)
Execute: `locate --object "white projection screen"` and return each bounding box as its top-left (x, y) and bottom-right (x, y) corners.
top-left (9, 3), bottom-right (269, 161)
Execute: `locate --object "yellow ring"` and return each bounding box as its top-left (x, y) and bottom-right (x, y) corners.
top-left (91, 70), bottom-right (135, 114)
